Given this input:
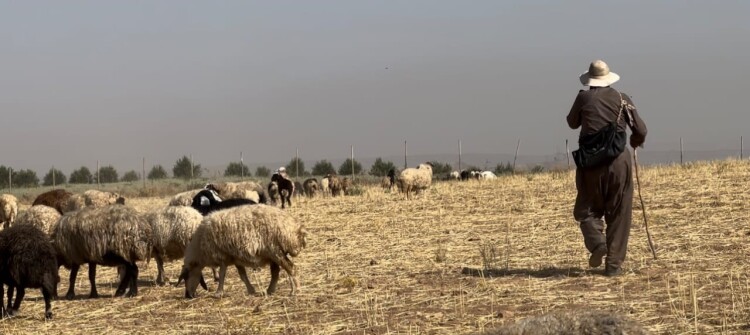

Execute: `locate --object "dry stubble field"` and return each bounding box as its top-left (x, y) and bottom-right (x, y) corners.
top-left (1, 159), bottom-right (750, 334)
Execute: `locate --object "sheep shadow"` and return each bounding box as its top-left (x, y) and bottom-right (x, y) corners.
top-left (461, 266), bottom-right (590, 278)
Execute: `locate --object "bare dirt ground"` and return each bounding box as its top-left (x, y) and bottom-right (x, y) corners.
top-left (1, 160), bottom-right (749, 334)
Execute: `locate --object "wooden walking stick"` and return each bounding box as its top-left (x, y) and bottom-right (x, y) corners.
top-left (633, 148), bottom-right (657, 260)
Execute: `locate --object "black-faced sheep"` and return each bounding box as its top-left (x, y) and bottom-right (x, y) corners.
top-left (0, 194), bottom-right (19, 229)
top-left (397, 163), bottom-right (433, 200)
top-left (479, 310), bottom-right (650, 335)
top-left (180, 205), bottom-right (307, 298)
top-left (0, 224), bottom-right (59, 320)
top-left (32, 189), bottom-right (73, 215)
top-left (51, 205), bottom-right (150, 299)
top-left (269, 174), bottom-right (294, 209)
top-left (14, 205), bottom-right (61, 236)
top-left (303, 178), bottom-right (319, 197)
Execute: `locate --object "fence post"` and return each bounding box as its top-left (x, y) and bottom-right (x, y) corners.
top-left (97, 160), bottom-right (100, 189)
top-left (513, 139), bottom-right (521, 173)
top-left (458, 139), bottom-right (462, 172)
top-left (295, 147), bottom-right (299, 179)
top-left (680, 137), bottom-right (684, 165)
top-left (404, 140), bottom-right (408, 169)
top-left (351, 145), bottom-right (355, 180)
top-left (240, 152), bottom-right (244, 179)
top-left (142, 157), bottom-right (146, 188)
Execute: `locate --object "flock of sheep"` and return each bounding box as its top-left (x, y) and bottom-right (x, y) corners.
top-left (0, 181), bottom-right (306, 320)
top-left (0, 166), bottom-right (647, 334)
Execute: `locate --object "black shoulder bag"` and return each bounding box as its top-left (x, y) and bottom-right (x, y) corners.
top-left (572, 91), bottom-right (627, 169)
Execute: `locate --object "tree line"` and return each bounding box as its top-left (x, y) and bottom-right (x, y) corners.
top-left (0, 156), bottom-right (523, 188)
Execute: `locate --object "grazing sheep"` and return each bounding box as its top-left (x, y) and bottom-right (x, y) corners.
top-left (14, 205), bottom-right (61, 236)
top-left (213, 181), bottom-right (268, 204)
top-left (146, 206), bottom-right (205, 286)
top-left (268, 181), bottom-right (280, 205)
top-left (480, 310), bottom-right (650, 335)
top-left (381, 176), bottom-right (393, 191)
top-left (32, 189), bottom-right (73, 215)
top-left (460, 169), bottom-right (481, 181)
top-left (449, 171), bottom-right (461, 180)
top-left (83, 190), bottom-right (125, 207)
top-left (397, 163), bottom-right (433, 200)
top-left (293, 181), bottom-right (304, 197)
top-left (191, 190), bottom-right (257, 216)
top-left (270, 174), bottom-right (294, 208)
top-left (479, 171), bottom-right (497, 180)
top-left (169, 189), bottom-right (202, 206)
top-left (0, 224), bottom-right (59, 320)
top-left (328, 174), bottom-right (343, 197)
top-left (341, 177), bottom-right (352, 195)
top-left (51, 205), bottom-right (151, 299)
top-left (320, 177), bottom-right (330, 195)
top-left (0, 194), bottom-right (19, 229)
top-left (180, 205), bottom-right (307, 298)
top-left (303, 178), bottom-right (319, 197)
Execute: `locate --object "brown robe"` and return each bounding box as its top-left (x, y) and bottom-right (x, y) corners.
top-left (567, 86), bottom-right (648, 271)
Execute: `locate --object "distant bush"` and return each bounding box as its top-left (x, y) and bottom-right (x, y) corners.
top-left (311, 160), bottom-right (336, 176)
top-left (97, 166), bottom-right (119, 183)
top-left (255, 166), bottom-right (270, 178)
top-left (173, 156), bottom-right (201, 180)
top-left (148, 165), bottom-right (168, 180)
top-left (369, 158), bottom-right (396, 177)
top-left (224, 162), bottom-right (250, 177)
top-left (338, 159), bottom-right (362, 175)
top-left (70, 166), bottom-right (93, 184)
top-left (428, 161), bottom-right (453, 175)
top-left (42, 168), bottom-right (67, 186)
top-left (121, 170), bottom-right (140, 182)
top-left (495, 162), bottom-right (514, 175)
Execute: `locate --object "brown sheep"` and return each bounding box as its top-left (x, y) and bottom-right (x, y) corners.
top-left (32, 189), bottom-right (73, 215)
top-left (328, 174), bottom-right (343, 197)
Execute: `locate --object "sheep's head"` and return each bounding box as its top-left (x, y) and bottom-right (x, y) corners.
top-left (180, 265), bottom-right (208, 298)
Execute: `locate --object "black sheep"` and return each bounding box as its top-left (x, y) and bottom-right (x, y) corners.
top-left (270, 174), bottom-right (295, 209)
top-left (192, 198), bottom-right (257, 216)
top-left (0, 224), bottom-right (59, 320)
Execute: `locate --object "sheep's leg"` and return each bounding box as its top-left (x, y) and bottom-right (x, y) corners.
top-left (214, 265), bottom-right (228, 298)
top-left (0, 282), bottom-right (4, 318)
top-left (114, 264), bottom-right (130, 297)
top-left (235, 266), bottom-right (256, 296)
top-left (266, 262), bottom-right (280, 295)
top-left (126, 264), bottom-right (139, 297)
top-left (277, 256), bottom-right (298, 295)
top-left (211, 267), bottom-right (220, 282)
top-left (65, 265), bottom-right (79, 300)
top-left (88, 264), bottom-right (99, 299)
top-left (155, 254), bottom-right (166, 286)
top-left (41, 287), bottom-right (53, 320)
top-left (3, 284), bottom-right (11, 316)
top-left (10, 286), bottom-right (24, 316)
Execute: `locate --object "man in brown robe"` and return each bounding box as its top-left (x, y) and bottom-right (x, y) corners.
top-left (567, 60), bottom-right (648, 276)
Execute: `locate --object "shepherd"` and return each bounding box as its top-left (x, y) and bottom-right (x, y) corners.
top-left (567, 60), bottom-right (648, 277)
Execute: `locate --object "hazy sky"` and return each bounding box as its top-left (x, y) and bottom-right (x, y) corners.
top-left (2, 1), bottom-right (750, 174)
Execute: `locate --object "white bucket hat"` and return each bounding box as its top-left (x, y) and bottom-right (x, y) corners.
top-left (579, 60), bottom-right (620, 87)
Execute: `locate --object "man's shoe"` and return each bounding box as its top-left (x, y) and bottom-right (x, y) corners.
top-left (588, 245), bottom-right (607, 268)
top-left (605, 267), bottom-right (623, 277)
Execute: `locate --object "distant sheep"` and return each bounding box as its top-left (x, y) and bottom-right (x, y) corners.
top-left (32, 189), bottom-right (73, 214)
top-left (146, 206), bottom-right (204, 286)
top-left (270, 174), bottom-right (294, 208)
top-left (0, 224), bottom-right (59, 320)
top-left (480, 310), bottom-right (650, 335)
top-left (180, 205), bottom-right (307, 298)
top-left (83, 190), bottom-right (125, 207)
top-left (341, 177), bottom-right (351, 196)
top-left (320, 177), bottom-right (330, 195)
top-left (381, 176), bottom-right (393, 191)
top-left (169, 189), bottom-right (202, 206)
top-left (63, 194), bottom-right (86, 212)
top-left (397, 163), bottom-right (433, 200)
top-left (14, 205), bottom-right (61, 236)
top-left (328, 174), bottom-right (343, 197)
top-left (0, 194), bottom-right (19, 229)
top-left (303, 178), bottom-right (319, 197)
top-left (52, 205), bottom-right (151, 299)
top-left (460, 169), bottom-right (481, 181)
top-left (190, 189), bottom-right (257, 216)
top-left (479, 171), bottom-right (497, 180)
top-left (449, 171), bottom-right (460, 180)
top-left (268, 181), bottom-right (280, 204)
top-left (293, 181), bottom-right (304, 197)
top-left (213, 181), bottom-right (268, 204)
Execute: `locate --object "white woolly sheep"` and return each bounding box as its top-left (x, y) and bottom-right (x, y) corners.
top-left (146, 206), bottom-right (204, 286)
top-left (14, 205), bottom-right (61, 236)
top-left (0, 194), bottom-right (19, 229)
top-left (479, 171), bottom-right (497, 180)
top-left (397, 163), bottom-right (433, 200)
top-left (480, 310), bottom-right (649, 335)
top-left (83, 189), bottom-right (125, 207)
top-left (213, 181), bottom-right (267, 204)
top-left (180, 205), bottom-right (307, 298)
top-left (63, 194), bottom-right (86, 213)
top-left (320, 177), bottom-right (330, 196)
top-left (52, 204), bottom-right (151, 299)
top-left (169, 189), bottom-right (202, 206)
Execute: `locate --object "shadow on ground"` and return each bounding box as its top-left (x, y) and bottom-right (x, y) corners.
top-left (461, 266), bottom-right (591, 278)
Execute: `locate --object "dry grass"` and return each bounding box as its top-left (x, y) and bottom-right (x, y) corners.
top-left (1, 160), bottom-right (749, 334)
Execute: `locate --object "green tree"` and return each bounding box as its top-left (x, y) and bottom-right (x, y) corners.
top-left (311, 160), bottom-right (336, 176)
top-left (42, 168), bottom-right (67, 186)
top-left (285, 157), bottom-right (307, 177)
top-left (121, 170), bottom-right (140, 182)
top-left (369, 158), bottom-right (396, 177)
top-left (429, 161), bottom-right (453, 175)
top-left (13, 169), bottom-right (39, 188)
top-left (69, 166), bottom-right (93, 184)
top-left (255, 166), bottom-right (270, 178)
top-left (148, 165), bottom-right (168, 180)
top-left (98, 165), bottom-right (119, 183)
top-left (0, 166), bottom-right (9, 188)
top-left (173, 156), bottom-right (201, 180)
top-left (494, 162), bottom-right (514, 175)
top-left (338, 158), bottom-right (363, 175)
top-left (224, 162), bottom-right (250, 177)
